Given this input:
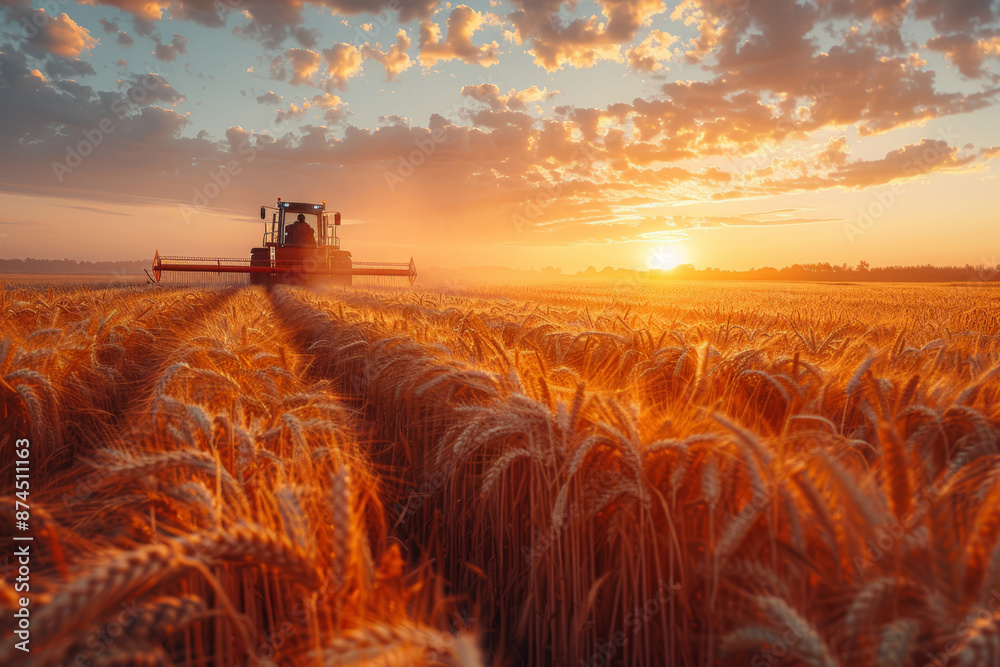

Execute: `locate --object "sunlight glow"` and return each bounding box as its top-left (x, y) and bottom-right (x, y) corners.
top-left (646, 245), bottom-right (687, 271)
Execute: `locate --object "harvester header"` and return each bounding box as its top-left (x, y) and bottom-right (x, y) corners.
top-left (152, 198), bottom-right (416, 287)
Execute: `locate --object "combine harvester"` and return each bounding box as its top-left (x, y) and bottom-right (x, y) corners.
top-left (151, 198), bottom-right (416, 287)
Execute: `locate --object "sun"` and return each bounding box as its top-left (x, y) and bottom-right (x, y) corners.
top-left (646, 245), bottom-right (687, 271)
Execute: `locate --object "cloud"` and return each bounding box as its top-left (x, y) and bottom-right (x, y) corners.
top-left (226, 0), bottom-right (439, 48)
top-left (458, 84), bottom-right (557, 128)
top-left (322, 44), bottom-right (364, 89)
top-left (97, 17), bottom-right (134, 48)
top-left (152, 33), bottom-right (189, 62)
top-left (0, 0), bottom-right (998, 256)
top-left (0, 46), bottom-right (190, 150)
top-left (509, 14), bottom-right (622, 70)
top-left (256, 91), bottom-right (283, 105)
top-left (927, 32), bottom-right (1000, 79)
top-left (44, 57), bottom-right (96, 79)
top-left (312, 93), bottom-right (347, 124)
top-left (818, 135), bottom-right (851, 168)
top-left (831, 138), bottom-right (979, 188)
top-left (626, 30), bottom-right (676, 72)
top-left (0, 62), bottom-right (993, 254)
top-left (461, 84), bottom-right (555, 112)
top-left (362, 29), bottom-right (414, 81)
top-left (271, 49), bottom-right (323, 85)
top-left (121, 72), bottom-right (186, 107)
top-left (23, 10), bottom-right (98, 58)
top-left (269, 44), bottom-right (364, 90)
top-left (75, 1), bottom-right (168, 23)
top-left (641, 2), bottom-right (1000, 139)
top-left (914, 0), bottom-right (997, 32)
top-left (312, 93), bottom-right (341, 108)
top-left (49, 0), bottom-right (444, 43)
top-left (461, 83), bottom-right (506, 110)
top-left (714, 136), bottom-right (987, 199)
top-left (509, 0), bottom-right (666, 70)
top-left (275, 101), bottom-right (311, 124)
top-left (419, 6), bottom-right (500, 67)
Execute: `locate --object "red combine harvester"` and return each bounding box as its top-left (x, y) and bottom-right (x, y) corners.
top-left (151, 198), bottom-right (416, 287)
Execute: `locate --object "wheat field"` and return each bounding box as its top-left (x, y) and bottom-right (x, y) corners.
top-left (2, 279), bottom-right (1000, 667)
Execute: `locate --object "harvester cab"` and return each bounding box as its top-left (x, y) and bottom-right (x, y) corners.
top-left (259, 198), bottom-right (340, 249)
top-left (247, 198), bottom-right (354, 287)
top-left (151, 197), bottom-right (416, 288)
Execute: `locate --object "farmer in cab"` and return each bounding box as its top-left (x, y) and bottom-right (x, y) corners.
top-left (286, 213), bottom-right (316, 246)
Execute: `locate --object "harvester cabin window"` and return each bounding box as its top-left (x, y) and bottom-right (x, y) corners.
top-left (285, 213), bottom-right (317, 247)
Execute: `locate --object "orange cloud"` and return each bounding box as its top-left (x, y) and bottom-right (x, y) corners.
top-left (2, 0), bottom-right (1000, 257)
top-left (831, 138), bottom-right (979, 188)
top-left (280, 48), bottom-right (323, 85)
top-left (28, 10), bottom-right (98, 58)
top-left (462, 84), bottom-right (555, 111)
top-left (510, 0), bottom-right (667, 70)
top-left (362, 29), bottom-right (414, 80)
top-left (312, 93), bottom-right (347, 123)
top-left (322, 43), bottom-right (364, 89)
top-left (270, 45), bottom-right (363, 89)
top-left (78, 0), bottom-right (169, 23)
top-left (927, 32), bottom-right (1000, 78)
top-left (312, 93), bottom-right (342, 108)
top-left (419, 6), bottom-right (500, 67)
top-left (819, 136), bottom-right (851, 167)
top-left (626, 29), bottom-right (677, 72)
top-left (275, 101), bottom-right (311, 124)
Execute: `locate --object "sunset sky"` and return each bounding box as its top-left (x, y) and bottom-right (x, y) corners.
top-left (0, 0), bottom-right (998, 272)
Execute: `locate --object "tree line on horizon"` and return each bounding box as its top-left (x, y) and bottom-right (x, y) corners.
top-left (0, 258), bottom-right (149, 276)
top-left (1, 258), bottom-right (998, 283)
top-left (574, 260), bottom-right (999, 283)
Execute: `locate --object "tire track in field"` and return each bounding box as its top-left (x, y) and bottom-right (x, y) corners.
top-left (269, 287), bottom-right (559, 665)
